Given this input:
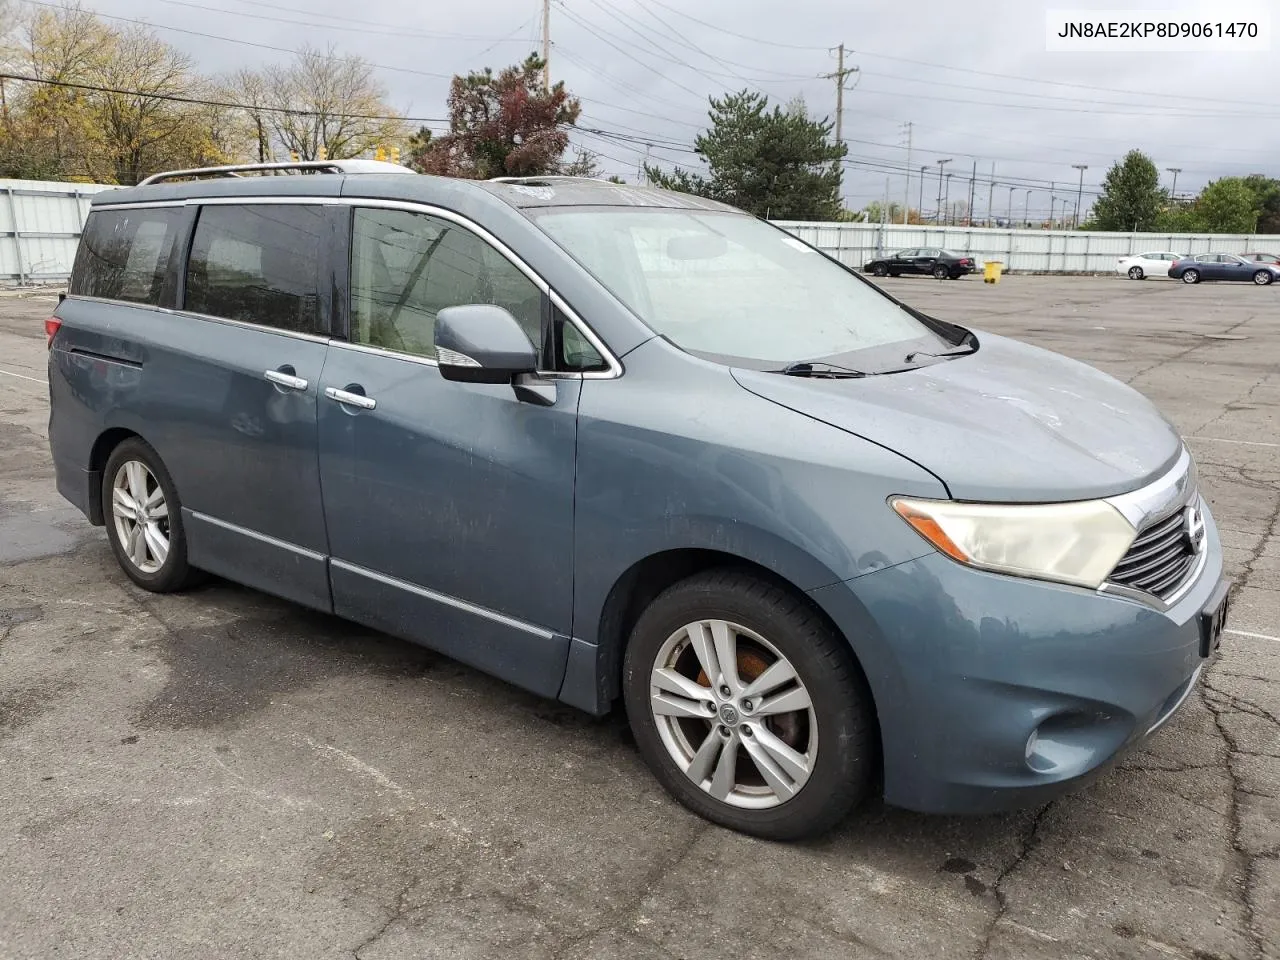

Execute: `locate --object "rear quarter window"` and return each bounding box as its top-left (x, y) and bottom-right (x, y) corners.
top-left (69, 207), bottom-right (185, 305)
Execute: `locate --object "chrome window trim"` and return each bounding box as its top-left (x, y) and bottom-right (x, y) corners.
top-left (160, 307), bottom-right (332, 345)
top-left (188, 510), bottom-right (327, 561)
top-left (330, 558), bottom-right (555, 640)
top-left (87, 200), bottom-right (187, 211)
top-left (81, 194), bottom-right (623, 379)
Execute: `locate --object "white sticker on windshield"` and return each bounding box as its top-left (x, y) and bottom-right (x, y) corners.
top-left (781, 236), bottom-right (814, 253)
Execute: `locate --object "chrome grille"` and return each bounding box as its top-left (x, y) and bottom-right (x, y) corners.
top-left (1108, 507), bottom-right (1198, 599)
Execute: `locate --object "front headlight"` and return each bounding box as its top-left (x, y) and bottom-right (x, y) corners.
top-left (890, 497), bottom-right (1138, 589)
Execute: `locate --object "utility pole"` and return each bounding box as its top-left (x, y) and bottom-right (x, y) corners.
top-left (1166, 166), bottom-right (1182, 202)
top-left (943, 172), bottom-right (954, 226)
top-left (966, 161), bottom-right (976, 227)
top-left (985, 163), bottom-right (996, 226)
top-left (542, 0), bottom-right (551, 92)
top-left (1049, 181), bottom-right (1057, 228)
top-left (918, 166), bottom-right (928, 221)
top-left (1006, 185), bottom-right (1015, 225)
top-left (1072, 164), bottom-right (1088, 228)
top-left (901, 122), bottom-right (913, 224)
top-left (1024, 189), bottom-right (1031, 227)
top-left (935, 158), bottom-right (951, 224)
top-left (821, 44), bottom-right (859, 146)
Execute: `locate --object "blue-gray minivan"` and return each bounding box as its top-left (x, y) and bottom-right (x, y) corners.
top-left (46, 161), bottom-right (1230, 839)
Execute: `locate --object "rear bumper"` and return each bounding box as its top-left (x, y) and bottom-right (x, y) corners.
top-left (810, 507), bottom-right (1224, 815)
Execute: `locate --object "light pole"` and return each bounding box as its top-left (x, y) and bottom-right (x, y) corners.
top-left (935, 158), bottom-right (952, 224)
top-left (918, 165), bottom-right (928, 222)
top-left (1023, 189), bottom-right (1032, 227)
top-left (1006, 186), bottom-right (1015, 225)
top-left (943, 172), bottom-right (954, 226)
top-left (1072, 164), bottom-right (1088, 228)
top-left (1166, 166), bottom-right (1182, 202)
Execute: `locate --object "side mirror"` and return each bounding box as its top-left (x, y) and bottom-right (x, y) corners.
top-left (434, 304), bottom-right (538, 384)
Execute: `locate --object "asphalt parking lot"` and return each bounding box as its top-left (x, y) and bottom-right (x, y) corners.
top-left (1, 275), bottom-right (1277, 960)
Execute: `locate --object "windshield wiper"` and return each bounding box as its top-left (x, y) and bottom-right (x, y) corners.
top-left (777, 361), bottom-right (867, 378)
top-left (904, 342), bottom-right (978, 363)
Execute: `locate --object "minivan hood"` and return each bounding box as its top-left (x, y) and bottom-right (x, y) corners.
top-left (730, 332), bottom-right (1182, 502)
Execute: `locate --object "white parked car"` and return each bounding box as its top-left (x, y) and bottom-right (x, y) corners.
top-left (1116, 252), bottom-right (1185, 280)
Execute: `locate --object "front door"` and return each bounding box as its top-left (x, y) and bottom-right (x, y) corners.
top-left (317, 205), bottom-right (580, 697)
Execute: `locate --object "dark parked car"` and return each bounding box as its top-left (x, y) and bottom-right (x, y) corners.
top-left (47, 161), bottom-right (1228, 841)
top-left (1168, 253), bottom-right (1280, 284)
top-left (863, 248), bottom-right (975, 279)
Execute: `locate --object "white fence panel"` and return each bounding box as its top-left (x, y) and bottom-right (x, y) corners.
top-left (1, 179), bottom-right (118, 284)
top-left (772, 221), bottom-right (1280, 274)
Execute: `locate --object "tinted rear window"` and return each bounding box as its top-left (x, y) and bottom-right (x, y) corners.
top-left (185, 204), bottom-right (325, 333)
top-left (70, 207), bottom-right (185, 305)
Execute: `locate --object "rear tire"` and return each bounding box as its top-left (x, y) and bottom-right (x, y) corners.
top-left (932, 265), bottom-right (949, 280)
top-left (1181, 269), bottom-right (1200, 284)
top-left (1128, 266), bottom-right (1144, 280)
top-left (1253, 270), bottom-right (1273, 285)
top-left (102, 438), bottom-right (200, 593)
top-left (622, 569), bottom-right (876, 841)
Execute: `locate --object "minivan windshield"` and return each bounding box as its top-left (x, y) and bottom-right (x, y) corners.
top-left (532, 208), bottom-right (953, 368)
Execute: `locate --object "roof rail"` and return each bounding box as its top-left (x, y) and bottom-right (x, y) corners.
top-left (137, 159), bottom-right (415, 186)
top-left (487, 175), bottom-right (612, 184)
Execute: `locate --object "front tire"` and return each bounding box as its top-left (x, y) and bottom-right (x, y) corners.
top-left (1128, 266), bottom-right (1144, 280)
top-left (1181, 269), bottom-right (1201, 284)
top-left (871, 264), bottom-right (888, 277)
top-left (622, 569), bottom-right (875, 841)
top-left (1253, 270), bottom-right (1273, 285)
top-left (102, 437), bottom-right (199, 593)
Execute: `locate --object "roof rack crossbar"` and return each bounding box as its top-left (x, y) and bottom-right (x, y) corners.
top-left (137, 159), bottom-right (415, 186)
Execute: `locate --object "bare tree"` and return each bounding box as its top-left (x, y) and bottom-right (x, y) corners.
top-left (262, 45), bottom-right (404, 161)
top-left (88, 25), bottom-right (197, 184)
top-left (224, 68), bottom-right (272, 163)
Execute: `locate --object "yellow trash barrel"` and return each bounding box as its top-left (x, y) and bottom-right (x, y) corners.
top-left (983, 261), bottom-right (1004, 284)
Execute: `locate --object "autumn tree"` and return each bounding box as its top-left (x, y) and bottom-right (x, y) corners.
top-left (260, 45), bottom-right (404, 161)
top-left (645, 91), bottom-right (845, 220)
top-left (410, 54), bottom-right (581, 179)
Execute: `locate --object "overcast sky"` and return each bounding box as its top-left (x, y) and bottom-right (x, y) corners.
top-left (83, 0), bottom-right (1280, 219)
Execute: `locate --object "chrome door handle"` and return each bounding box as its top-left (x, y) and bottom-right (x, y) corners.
top-left (324, 386), bottom-right (376, 410)
top-left (264, 369), bottom-right (308, 391)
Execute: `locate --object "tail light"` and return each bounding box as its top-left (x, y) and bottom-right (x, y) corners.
top-left (44, 317), bottom-right (61, 349)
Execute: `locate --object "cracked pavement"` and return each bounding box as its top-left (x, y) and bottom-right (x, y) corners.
top-left (1, 276), bottom-right (1277, 960)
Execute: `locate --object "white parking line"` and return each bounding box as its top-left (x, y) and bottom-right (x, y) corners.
top-left (1189, 436), bottom-right (1280, 449)
top-left (1227, 629), bottom-right (1280, 645)
top-left (0, 367), bottom-right (46, 385)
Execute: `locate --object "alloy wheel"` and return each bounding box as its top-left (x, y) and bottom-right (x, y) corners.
top-left (111, 459), bottom-right (170, 574)
top-left (649, 618), bottom-right (817, 810)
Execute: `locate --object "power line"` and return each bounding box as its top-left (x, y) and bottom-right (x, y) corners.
top-left (0, 71), bottom-right (446, 124)
top-left (149, 0), bottom-right (538, 44)
top-left (18, 0), bottom-right (455, 81)
top-left (640, 0), bottom-right (827, 51)
top-left (556, 6), bottom-right (706, 97)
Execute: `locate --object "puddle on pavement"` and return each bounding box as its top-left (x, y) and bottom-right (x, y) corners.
top-left (0, 501), bottom-right (91, 563)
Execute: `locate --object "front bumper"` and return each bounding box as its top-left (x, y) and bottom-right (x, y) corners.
top-left (810, 506), bottom-right (1224, 815)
